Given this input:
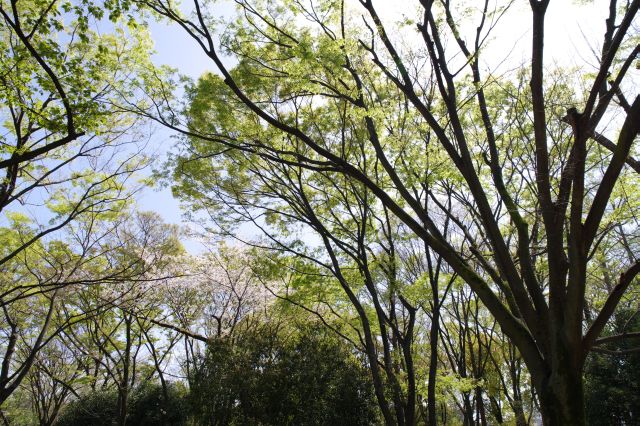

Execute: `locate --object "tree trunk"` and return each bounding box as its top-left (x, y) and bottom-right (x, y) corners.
top-left (513, 399), bottom-right (527, 426)
top-left (536, 367), bottom-right (585, 425)
top-left (475, 387), bottom-right (487, 426)
top-left (117, 314), bottom-right (133, 426)
top-left (427, 307), bottom-right (439, 426)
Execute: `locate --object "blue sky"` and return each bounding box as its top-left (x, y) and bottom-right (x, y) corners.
top-left (135, 0), bottom-right (250, 252)
top-left (134, 9), bottom-right (224, 251)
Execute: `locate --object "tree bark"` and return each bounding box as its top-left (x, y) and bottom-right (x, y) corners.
top-left (427, 307), bottom-right (439, 426)
top-left (535, 362), bottom-right (585, 425)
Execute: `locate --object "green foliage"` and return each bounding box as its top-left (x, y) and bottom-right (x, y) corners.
top-left (1, 0), bottom-right (638, 424)
top-left (189, 324), bottom-right (379, 426)
top-left (54, 383), bottom-right (189, 426)
top-left (126, 383), bottom-right (191, 426)
top-left (0, 0), bottom-right (152, 138)
top-left (584, 310), bottom-right (640, 426)
top-left (0, 0), bottom-right (163, 274)
top-left (54, 390), bottom-right (119, 426)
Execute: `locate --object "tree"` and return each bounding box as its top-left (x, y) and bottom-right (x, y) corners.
top-left (138, 0), bottom-right (640, 424)
top-left (0, 0), bottom-right (161, 406)
top-left (189, 321), bottom-right (378, 426)
top-left (53, 390), bottom-right (118, 426)
top-left (54, 382), bottom-right (189, 426)
top-left (583, 309), bottom-right (640, 425)
top-left (0, 0), bottom-right (158, 268)
top-left (57, 211), bottom-right (182, 426)
top-left (0, 209), bottom-right (182, 422)
top-left (26, 339), bottom-right (83, 426)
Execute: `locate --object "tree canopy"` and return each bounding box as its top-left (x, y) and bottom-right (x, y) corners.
top-left (0, 0), bottom-right (639, 425)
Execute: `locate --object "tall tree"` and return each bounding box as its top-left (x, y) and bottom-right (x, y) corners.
top-left (140, 0), bottom-right (640, 424)
top-left (0, 0), bottom-right (166, 410)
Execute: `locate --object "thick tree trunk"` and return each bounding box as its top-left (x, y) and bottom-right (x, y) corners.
top-left (462, 393), bottom-right (474, 425)
top-left (426, 246), bottom-right (442, 426)
top-left (536, 367), bottom-right (585, 425)
top-left (426, 303), bottom-right (439, 426)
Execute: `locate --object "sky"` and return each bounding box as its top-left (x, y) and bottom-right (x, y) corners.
top-left (138, 0), bottom-right (613, 252)
top-left (133, 9), bottom-right (224, 252)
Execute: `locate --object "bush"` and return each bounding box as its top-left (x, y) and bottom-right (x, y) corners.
top-left (54, 383), bottom-right (189, 426)
top-left (189, 325), bottom-right (379, 425)
top-left (128, 382), bottom-right (190, 426)
top-left (54, 391), bottom-right (118, 426)
top-left (584, 310), bottom-right (640, 426)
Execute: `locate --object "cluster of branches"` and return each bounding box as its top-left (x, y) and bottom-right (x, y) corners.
top-left (128, 0), bottom-right (640, 424)
top-left (0, 0), bottom-right (170, 417)
top-left (1, 0), bottom-right (639, 424)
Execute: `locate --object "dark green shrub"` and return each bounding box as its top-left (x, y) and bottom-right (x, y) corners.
top-left (55, 383), bottom-right (188, 426)
top-left (189, 326), bottom-right (379, 425)
top-left (54, 391), bottom-right (118, 426)
top-left (584, 310), bottom-right (640, 426)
